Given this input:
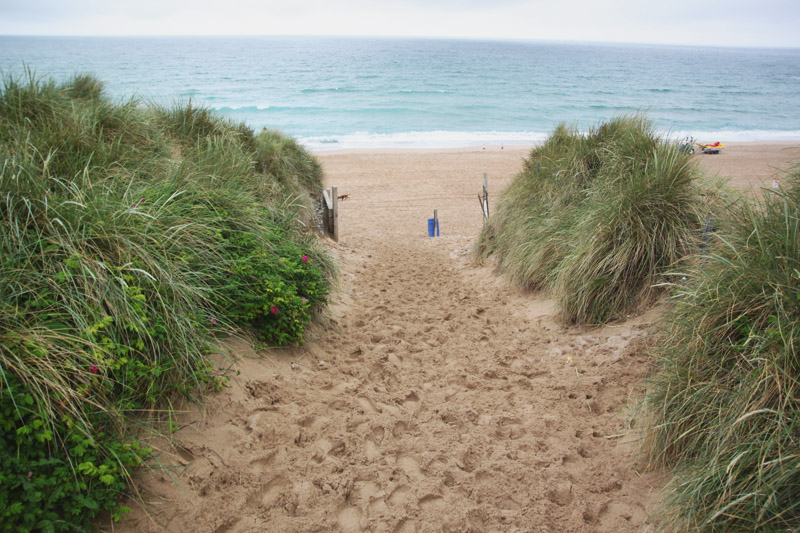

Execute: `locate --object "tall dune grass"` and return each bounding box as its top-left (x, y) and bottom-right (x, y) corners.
top-left (476, 115), bottom-right (704, 324)
top-left (0, 71), bottom-right (333, 530)
top-left (642, 167), bottom-right (800, 531)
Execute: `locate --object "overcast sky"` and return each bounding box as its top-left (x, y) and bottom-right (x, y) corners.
top-left (1, 0), bottom-right (799, 48)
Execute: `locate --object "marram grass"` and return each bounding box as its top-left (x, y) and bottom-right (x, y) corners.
top-left (476, 115), bottom-right (704, 324)
top-left (0, 71), bottom-right (333, 530)
top-left (642, 167), bottom-right (800, 531)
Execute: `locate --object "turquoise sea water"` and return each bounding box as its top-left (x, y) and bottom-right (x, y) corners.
top-left (1, 36), bottom-right (799, 150)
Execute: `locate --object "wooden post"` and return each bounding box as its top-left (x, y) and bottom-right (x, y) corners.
top-left (433, 209), bottom-right (439, 236)
top-left (321, 187), bottom-right (339, 242)
top-left (479, 173), bottom-right (489, 222)
top-left (322, 188), bottom-right (331, 237)
top-left (483, 173), bottom-right (489, 219)
top-left (331, 186), bottom-right (339, 242)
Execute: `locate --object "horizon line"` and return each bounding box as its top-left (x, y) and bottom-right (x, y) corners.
top-left (2, 33), bottom-right (799, 51)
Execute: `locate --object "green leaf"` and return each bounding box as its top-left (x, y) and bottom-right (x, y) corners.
top-left (75, 494), bottom-right (99, 510)
top-left (77, 462), bottom-right (96, 475)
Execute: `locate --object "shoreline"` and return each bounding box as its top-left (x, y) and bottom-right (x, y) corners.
top-left (314, 141), bottom-right (799, 194)
top-left (310, 140), bottom-right (799, 154)
top-left (309, 144), bottom-right (535, 156)
top-left (304, 136), bottom-right (800, 155)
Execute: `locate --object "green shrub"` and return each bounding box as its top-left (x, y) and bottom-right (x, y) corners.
top-left (1, 373), bottom-right (150, 532)
top-left (642, 167), bottom-right (800, 531)
top-left (220, 230), bottom-right (328, 345)
top-left (476, 115), bottom-right (704, 324)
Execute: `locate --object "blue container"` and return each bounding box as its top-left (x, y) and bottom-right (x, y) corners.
top-left (428, 218), bottom-right (440, 237)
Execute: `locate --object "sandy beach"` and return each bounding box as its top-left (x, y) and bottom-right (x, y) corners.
top-left (110, 142), bottom-right (798, 533)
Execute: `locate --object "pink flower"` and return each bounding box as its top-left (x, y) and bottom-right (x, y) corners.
top-left (270, 306), bottom-right (278, 315)
top-left (90, 365), bottom-right (99, 374)
top-left (301, 255), bottom-right (309, 262)
top-left (210, 317), bottom-right (218, 324)
top-left (301, 297), bottom-right (307, 303)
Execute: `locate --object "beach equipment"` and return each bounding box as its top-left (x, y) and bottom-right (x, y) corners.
top-left (428, 210), bottom-right (440, 237)
top-left (679, 136), bottom-right (695, 154)
top-left (696, 141), bottom-right (725, 154)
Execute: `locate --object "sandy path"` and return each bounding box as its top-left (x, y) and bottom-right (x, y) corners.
top-left (111, 144), bottom-right (797, 533)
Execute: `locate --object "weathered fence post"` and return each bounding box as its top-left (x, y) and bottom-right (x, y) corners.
top-left (322, 188), bottom-right (331, 236)
top-left (478, 173), bottom-right (489, 222)
top-left (331, 186), bottom-right (339, 242)
top-left (321, 186), bottom-right (339, 242)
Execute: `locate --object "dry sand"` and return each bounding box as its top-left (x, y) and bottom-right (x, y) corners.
top-left (109, 143), bottom-right (798, 533)
top-left (693, 141), bottom-right (798, 194)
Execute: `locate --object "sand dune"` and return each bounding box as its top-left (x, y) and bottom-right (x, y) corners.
top-left (110, 143), bottom-right (797, 532)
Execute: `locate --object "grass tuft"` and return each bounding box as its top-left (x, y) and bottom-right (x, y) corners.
top-left (476, 115), bottom-right (704, 324)
top-left (641, 165), bottom-right (800, 531)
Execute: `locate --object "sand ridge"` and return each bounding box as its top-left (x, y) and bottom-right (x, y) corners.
top-left (111, 144), bottom-right (797, 532)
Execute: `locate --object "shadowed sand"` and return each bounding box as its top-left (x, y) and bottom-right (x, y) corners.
top-left (110, 142), bottom-right (797, 532)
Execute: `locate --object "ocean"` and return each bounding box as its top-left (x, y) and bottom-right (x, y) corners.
top-left (1, 36), bottom-right (799, 151)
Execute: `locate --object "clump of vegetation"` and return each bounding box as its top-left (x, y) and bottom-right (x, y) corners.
top-left (641, 167), bottom-right (800, 531)
top-left (0, 71), bottom-right (333, 531)
top-left (476, 115), bottom-right (704, 324)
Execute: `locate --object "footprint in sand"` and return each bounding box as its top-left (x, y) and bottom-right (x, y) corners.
top-left (312, 438), bottom-right (332, 463)
top-left (369, 425), bottom-right (385, 444)
top-left (364, 439), bottom-right (382, 462)
top-left (310, 437), bottom-right (346, 462)
top-left (403, 391), bottom-right (420, 409)
top-left (352, 480), bottom-right (381, 503)
top-left (387, 485), bottom-right (412, 507)
top-left (175, 445), bottom-right (194, 465)
top-left (383, 353), bottom-right (401, 368)
top-left (337, 505), bottom-right (364, 533)
top-left (392, 420), bottom-right (408, 437)
top-left (368, 496), bottom-right (389, 515)
top-left (396, 455), bottom-right (424, 479)
top-left (392, 518), bottom-right (416, 533)
top-left (248, 451), bottom-right (277, 474)
top-left (498, 496), bottom-right (522, 512)
top-left (418, 493), bottom-right (445, 512)
top-left (246, 476), bottom-right (289, 508)
top-left (298, 414), bottom-right (317, 427)
top-left (357, 396), bottom-right (380, 414)
top-left (380, 402), bottom-right (401, 417)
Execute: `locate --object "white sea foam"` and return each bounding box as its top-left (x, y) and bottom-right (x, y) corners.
top-left (302, 129), bottom-right (800, 152)
top-left (301, 130), bottom-right (551, 151)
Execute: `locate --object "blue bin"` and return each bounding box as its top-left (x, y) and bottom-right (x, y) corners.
top-left (428, 218), bottom-right (440, 237)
